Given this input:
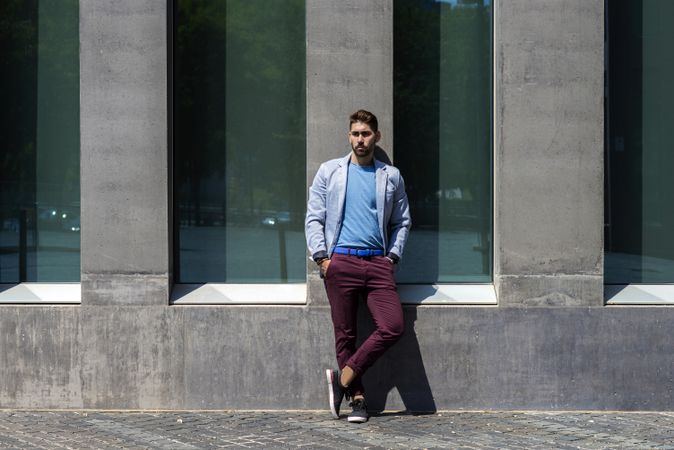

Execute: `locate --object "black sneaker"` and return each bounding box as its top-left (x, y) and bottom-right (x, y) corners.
top-left (348, 398), bottom-right (369, 423)
top-left (325, 369), bottom-right (347, 419)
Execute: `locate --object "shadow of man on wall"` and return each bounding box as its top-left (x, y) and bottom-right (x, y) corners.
top-left (357, 304), bottom-right (437, 414)
top-left (373, 146), bottom-right (392, 165)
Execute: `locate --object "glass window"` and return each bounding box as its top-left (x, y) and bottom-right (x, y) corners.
top-left (0, 0), bottom-right (80, 283)
top-left (393, 0), bottom-right (492, 283)
top-left (174, 0), bottom-right (306, 283)
top-left (605, 0), bottom-right (674, 283)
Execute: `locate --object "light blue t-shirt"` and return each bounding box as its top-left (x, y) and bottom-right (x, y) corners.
top-left (335, 162), bottom-right (384, 250)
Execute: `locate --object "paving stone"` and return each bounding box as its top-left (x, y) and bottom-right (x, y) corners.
top-left (0, 411), bottom-right (672, 449)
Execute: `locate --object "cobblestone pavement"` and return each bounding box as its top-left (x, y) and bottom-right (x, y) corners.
top-left (0, 410), bottom-right (673, 449)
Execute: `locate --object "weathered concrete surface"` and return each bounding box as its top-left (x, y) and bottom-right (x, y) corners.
top-left (494, 0), bottom-right (605, 306)
top-left (77, 306), bottom-right (184, 409)
top-left (306, 0), bottom-right (393, 171)
top-left (80, 0), bottom-right (169, 305)
top-left (0, 307), bottom-right (82, 408)
top-left (306, 0), bottom-right (393, 305)
top-left (81, 274), bottom-right (170, 307)
top-left (497, 274), bottom-right (602, 307)
top-left (1, 305), bottom-right (673, 410)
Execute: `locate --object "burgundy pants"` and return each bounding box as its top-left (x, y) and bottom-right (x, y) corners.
top-left (324, 253), bottom-right (404, 397)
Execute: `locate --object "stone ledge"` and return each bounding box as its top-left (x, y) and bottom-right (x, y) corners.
top-left (81, 273), bottom-right (169, 306)
top-left (495, 274), bottom-right (603, 307)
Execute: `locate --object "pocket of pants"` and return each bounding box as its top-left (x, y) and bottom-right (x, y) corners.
top-left (380, 256), bottom-right (395, 274)
top-left (324, 258), bottom-right (335, 279)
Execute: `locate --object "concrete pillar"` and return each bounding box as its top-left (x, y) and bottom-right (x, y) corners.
top-left (80, 0), bottom-right (169, 305)
top-left (494, 0), bottom-right (605, 306)
top-left (306, 0), bottom-right (393, 304)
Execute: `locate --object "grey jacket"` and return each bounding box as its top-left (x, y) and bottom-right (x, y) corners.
top-left (305, 153), bottom-right (411, 261)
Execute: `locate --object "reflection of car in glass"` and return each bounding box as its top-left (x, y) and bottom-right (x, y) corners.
top-left (36, 205), bottom-right (80, 232)
top-left (38, 207), bottom-right (59, 221)
top-left (261, 211), bottom-right (291, 227)
top-left (3, 218), bottom-right (19, 232)
top-left (63, 216), bottom-right (80, 232)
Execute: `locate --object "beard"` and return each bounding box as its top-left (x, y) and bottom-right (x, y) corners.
top-left (352, 143), bottom-right (375, 158)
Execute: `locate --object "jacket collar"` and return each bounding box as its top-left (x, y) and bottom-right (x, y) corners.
top-left (335, 152), bottom-right (389, 243)
top-left (338, 152), bottom-right (388, 171)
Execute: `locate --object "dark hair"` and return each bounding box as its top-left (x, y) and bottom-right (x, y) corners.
top-left (349, 109), bottom-right (378, 133)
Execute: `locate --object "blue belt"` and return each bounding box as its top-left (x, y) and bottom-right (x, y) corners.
top-left (333, 247), bottom-right (385, 257)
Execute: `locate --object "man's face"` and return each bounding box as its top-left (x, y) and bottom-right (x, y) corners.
top-left (349, 121), bottom-right (380, 160)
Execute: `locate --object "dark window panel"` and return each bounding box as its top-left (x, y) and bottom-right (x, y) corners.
top-left (605, 0), bottom-right (674, 283)
top-left (174, 0), bottom-right (306, 283)
top-left (0, 0), bottom-right (80, 282)
top-left (393, 0), bottom-right (493, 283)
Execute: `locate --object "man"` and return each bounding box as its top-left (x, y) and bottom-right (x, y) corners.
top-left (305, 109), bottom-right (411, 423)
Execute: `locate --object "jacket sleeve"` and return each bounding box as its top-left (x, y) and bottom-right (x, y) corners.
top-left (386, 173), bottom-right (411, 260)
top-left (305, 163), bottom-right (329, 260)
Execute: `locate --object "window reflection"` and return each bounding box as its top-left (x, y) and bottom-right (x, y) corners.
top-left (605, 0), bottom-right (674, 283)
top-left (0, 0), bottom-right (80, 282)
top-left (174, 0), bottom-right (306, 283)
top-left (394, 0), bottom-right (492, 283)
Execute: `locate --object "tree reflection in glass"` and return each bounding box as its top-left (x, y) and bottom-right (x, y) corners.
top-left (174, 0), bottom-right (306, 283)
top-left (394, 0), bottom-right (492, 283)
top-left (0, 0), bottom-right (80, 282)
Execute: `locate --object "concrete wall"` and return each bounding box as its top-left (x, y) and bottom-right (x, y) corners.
top-left (1, 306), bottom-right (673, 410)
top-left (494, 0), bottom-right (605, 307)
top-left (80, 0), bottom-right (170, 306)
top-left (1, 0), bottom-right (674, 411)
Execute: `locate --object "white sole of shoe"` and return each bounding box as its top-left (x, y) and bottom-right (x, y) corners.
top-left (326, 369), bottom-right (339, 419)
top-left (348, 416), bottom-right (368, 423)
